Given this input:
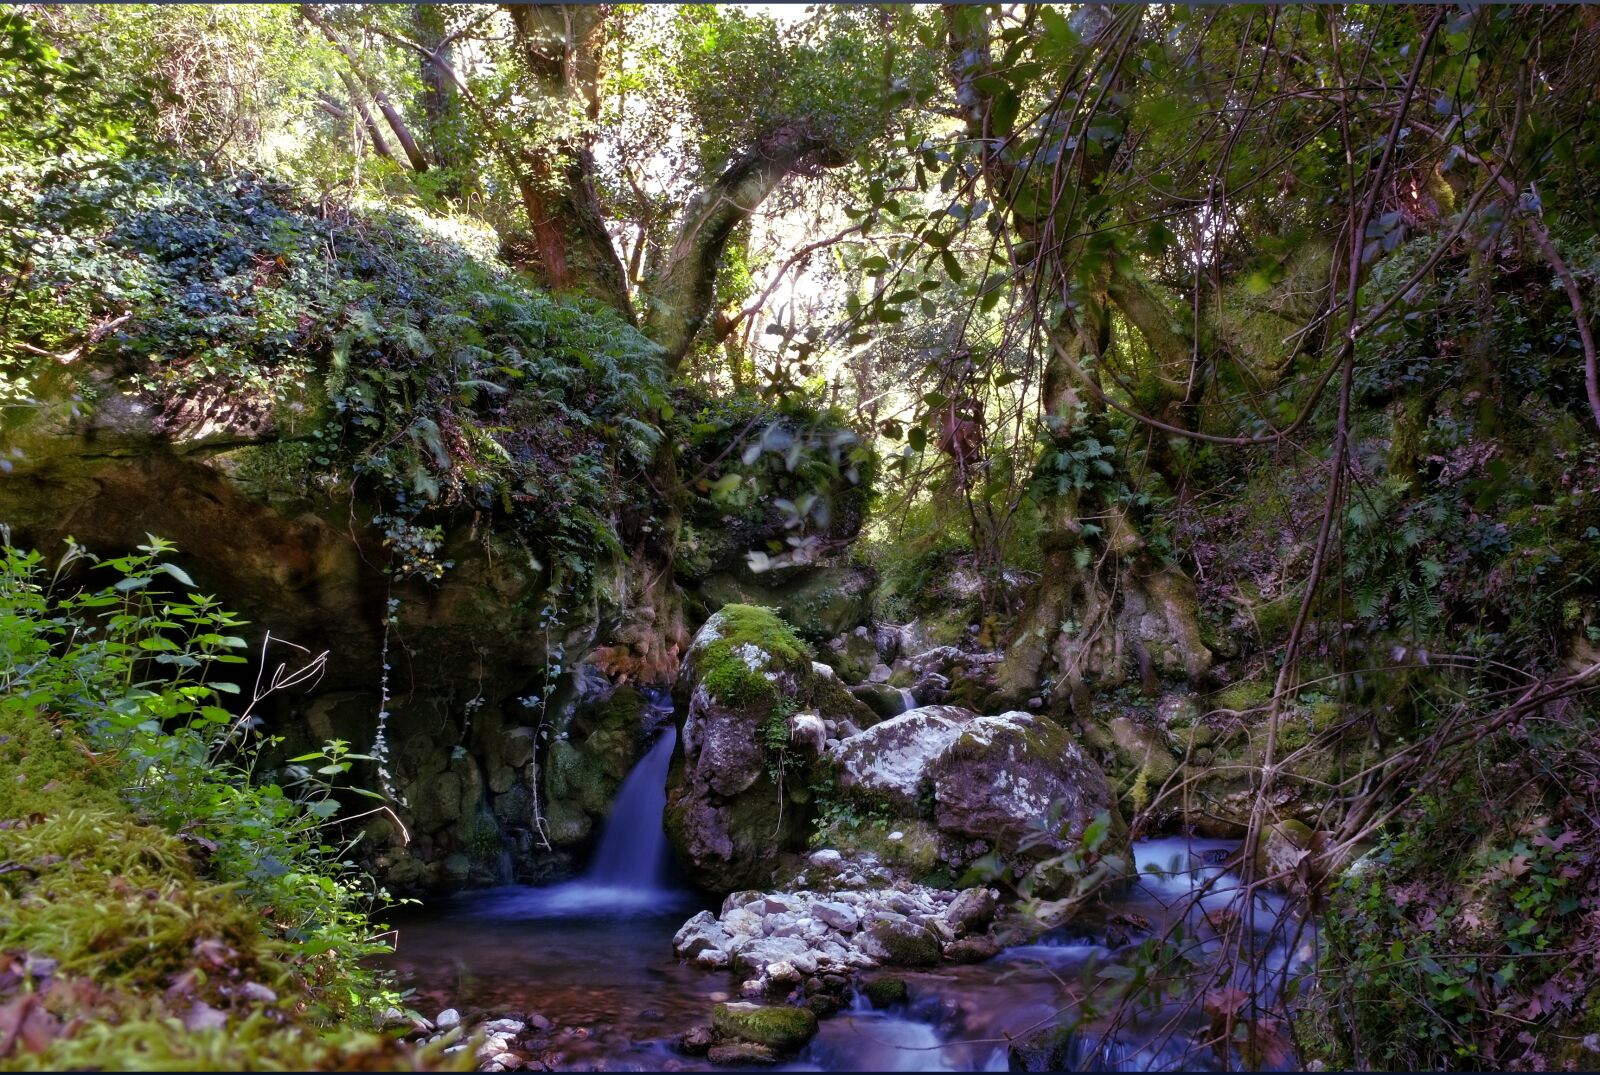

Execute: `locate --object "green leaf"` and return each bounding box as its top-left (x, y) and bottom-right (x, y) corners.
top-left (158, 562), bottom-right (195, 587)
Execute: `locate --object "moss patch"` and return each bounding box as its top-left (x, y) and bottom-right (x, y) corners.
top-left (693, 605), bottom-right (812, 710)
top-left (711, 1002), bottom-right (818, 1052)
top-left (1211, 679), bottom-right (1274, 712)
top-left (0, 714), bottom-right (447, 1070)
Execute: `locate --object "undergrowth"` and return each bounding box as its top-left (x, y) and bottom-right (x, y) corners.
top-left (0, 534), bottom-right (449, 1069)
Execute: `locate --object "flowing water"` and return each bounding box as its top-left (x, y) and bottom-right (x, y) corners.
top-left (379, 732), bottom-right (1313, 1071)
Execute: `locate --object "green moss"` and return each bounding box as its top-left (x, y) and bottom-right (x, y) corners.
top-left (711, 1002), bottom-right (818, 1052)
top-left (695, 604), bottom-right (812, 710)
top-left (860, 977), bottom-right (909, 1008)
top-left (1211, 680), bottom-right (1273, 713)
top-left (0, 709), bottom-right (122, 820)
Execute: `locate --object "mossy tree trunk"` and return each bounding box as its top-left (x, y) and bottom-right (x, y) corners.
top-left (946, 5), bottom-right (1211, 709)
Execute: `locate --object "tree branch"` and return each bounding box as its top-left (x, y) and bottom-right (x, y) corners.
top-left (643, 125), bottom-right (851, 370)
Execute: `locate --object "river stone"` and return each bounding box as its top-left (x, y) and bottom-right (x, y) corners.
top-left (861, 917), bottom-right (942, 967)
top-left (710, 1002), bottom-right (818, 1052)
top-left (813, 900), bottom-right (858, 932)
top-left (943, 887), bottom-right (997, 935)
top-left (435, 1008), bottom-right (460, 1028)
top-left (860, 977), bottom-right (908, 1007)
top-left (831, 705), bottom-right (977, 810)
top-left (707, 1042), bottom-right (777, 1066)
top-left (943, 933), bottom-right (1001, 963)
top-left (674, 911), bottom-right (732, 959)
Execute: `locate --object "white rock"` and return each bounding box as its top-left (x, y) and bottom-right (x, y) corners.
top-left (436, 1008), bottom-right (461, 1029)
top-left (808, 849), bottom-right (843, 870)
top-left (482, 1018), bottom-right (526, 1035)
top-left (722, 907), bottom-right (764, 937)
top-left (813, 901), bottom-right (859, 932)
top-left (789, 712), bottom-right (827, 754)
top-left (868, 663), bottom-right (893, 683)
top-left (887, 830), bottom-right (904, 841)
top-left (766, 960), bottom-right (802, 984)
top-left (811, 661), bottom-right (837, 680)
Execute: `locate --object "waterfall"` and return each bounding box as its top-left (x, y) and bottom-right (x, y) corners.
top-left (583, 725), bottom-right (677, 889)
top-left (898, 687), bottom-right (918, 714)
top-left (467, 696), bottom-right (686, 919)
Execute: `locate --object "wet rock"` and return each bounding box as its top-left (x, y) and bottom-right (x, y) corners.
top-left (1008, 1024), bottom-right (1077, 1072)
top-left (942, 887), bottom-right (997, 935)
top-left (707, 1042), bottom-right (777, 1066)
top-left (861, 917), bottom-right (942, 967)
top-left (680, 1024), bottom-right (715, 1055)
top-left (710, 1002), bottom-right (818, 1052)
top-left (850, 682), bottom-right (909, 720)
top-left (860, 977), bottom-right (908, 1008)
top-left (674, 910), bottom-right (733, 960)
top-left (943, 933), bottom-right (1001, 963)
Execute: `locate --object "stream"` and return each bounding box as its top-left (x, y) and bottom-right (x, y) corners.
top-left (379, 727), bottom-right (1315, 1072)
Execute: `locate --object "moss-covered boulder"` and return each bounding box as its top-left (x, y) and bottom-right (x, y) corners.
top-left (827, 707), bottom-right (1126, 892)
top-left (665, 606), bottom-right (818, 891)
top-left (929, 713), bottom-right (1127, 882)
top-left (710, 1002), bottom-right (818, 1053)
top-left (861, 918), bottom-right (942, 967)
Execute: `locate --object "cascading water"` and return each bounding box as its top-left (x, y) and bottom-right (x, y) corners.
top-left (466, 691), bottom-right (688, 918)
top-left (584, 724), bottom-right (677, 890)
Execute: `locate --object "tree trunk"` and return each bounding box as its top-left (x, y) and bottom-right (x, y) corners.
top-left (412, 5), bottom-right (470, 197)
top-left (944, 5), bottom-right (1211, 707)
top-left (301, 6), bottom-right (429, 173)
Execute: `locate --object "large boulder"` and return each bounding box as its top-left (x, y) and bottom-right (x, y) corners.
top-left (831, 706), bottom-right (975, 811)
top-left (664, 605), bottom-right (819, 892)
top-left (826, 707), bottom-right (1126, 891)
top-left (930, 712), bottom-right (1120, 861)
